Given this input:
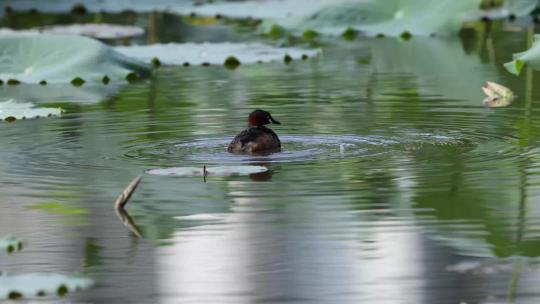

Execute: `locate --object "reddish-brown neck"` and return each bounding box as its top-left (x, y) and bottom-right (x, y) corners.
top-left (248, 112), bottom-right (266, 127)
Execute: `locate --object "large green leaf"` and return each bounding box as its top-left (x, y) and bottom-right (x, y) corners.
top-left (0, 273), bottom-right (93, 300)
top-left (0, 35), bottom-right (150, 84)
top-left (185, 0), bottom-right (481, 37)
top-left (504, 34), bottom-right (540, 75)
top-left (292, 0), bottom-right (482, 37)
top-left (115, 42), bottom-right (320, 66)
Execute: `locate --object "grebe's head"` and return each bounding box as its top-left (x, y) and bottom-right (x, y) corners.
top-left (248, 109), bottom-right (280, 127)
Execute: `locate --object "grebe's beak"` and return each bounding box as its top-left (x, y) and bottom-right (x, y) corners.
top-left (268, 114), bottom-right (280, 125)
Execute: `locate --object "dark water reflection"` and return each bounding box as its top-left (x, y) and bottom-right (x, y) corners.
top-left (1, 11), bottom-right (540, 304)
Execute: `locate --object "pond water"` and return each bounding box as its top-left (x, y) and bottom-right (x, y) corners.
top-left (2, 9), bottom-right (540, 304)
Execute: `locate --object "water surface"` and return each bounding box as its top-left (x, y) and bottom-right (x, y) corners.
top-left (1, 10), bottom-right (540, 304)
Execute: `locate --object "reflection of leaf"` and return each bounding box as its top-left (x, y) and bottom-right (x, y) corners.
top-left (0, 273), bottom-right (93, 300)
top-left (27, 202), bottom-right (88, 215)
top-left (505, 34), bottom-right (540, 75)
top-left (0, 35), bottom-right (150, 84)
top-left (0, 99), bottom-right (63, 122)
top-left (146, 166), bottom-right (268, 177)
top-left (0, 235), bottom-right (23, 253)
top-left (114, 43), bottom-right (320, 66)
top-left (0, 83), bottom-right (124, 104)
top-left (369, 37), bottom-right (496, 102)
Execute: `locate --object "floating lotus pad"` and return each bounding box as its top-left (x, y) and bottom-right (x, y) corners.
top-left (0, 235), bottom-right (23, 253)
top-left (146, 166), bottom-right (268, 177)
top-left (505, 34), bottom-right (540, 75)
top-left (0, 99), bottom-right (63, 122)
top-left (0, 273), bottom-right (93, 300)
top-left (0, 35), bottom-right (150, 84)
top-left (0, 24), bottom-right (144, 39)
top-left (40, 24), bottom-right (144, 39)
top-left (114, 42), bottom-right (320, 66)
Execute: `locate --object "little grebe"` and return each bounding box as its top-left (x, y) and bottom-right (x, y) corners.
top-left (228, 109), bottom-right (281, 154)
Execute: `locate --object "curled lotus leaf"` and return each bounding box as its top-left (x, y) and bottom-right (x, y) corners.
top-left (482, 81), bottom-right (515, 107)
top-left (505, 34), bottom-right (540, 75)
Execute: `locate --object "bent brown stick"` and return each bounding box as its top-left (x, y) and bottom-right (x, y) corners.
top-left (114, 175), bottom-right (142, 209)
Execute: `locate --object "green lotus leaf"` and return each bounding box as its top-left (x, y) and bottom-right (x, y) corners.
top-left (114, 42), bottom-right (320, 66)
top-left (292, 0), bottom-right (482, 37)
top-left (184, 0), bottom-right (481, 37)
top-left (0, 99), bottom-right (63, 122)
top-left (0, 273), bottom-right (93, 300)
top-left (0, 35), bottom-right (150, 84)
top-left (504, 34), bottom-right (540, 75)
top-left (146, 166), bottom-right (268, 177)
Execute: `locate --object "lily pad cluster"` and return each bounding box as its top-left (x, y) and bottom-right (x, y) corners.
top-left (1, 235), bottom-right (93, 300)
